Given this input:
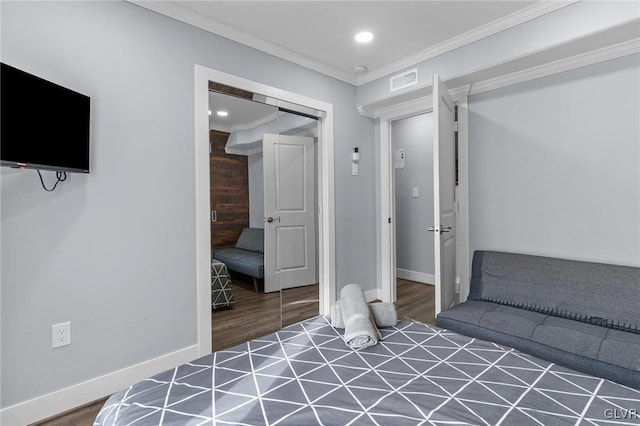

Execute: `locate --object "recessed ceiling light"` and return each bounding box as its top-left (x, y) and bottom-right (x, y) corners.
top-left (355, 31), bottom-right (374, 43)
top-left (216, 110), bottom-right (229, 117)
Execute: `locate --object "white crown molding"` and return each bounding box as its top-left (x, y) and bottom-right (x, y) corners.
top-left (128, 1), bottom-right (357, 85)
top-left (359, 83), bottom-right (473, 119)
top-left (291, 126), bottom-right (319, 138)
top-left (367, 93), bottom-right (433, 120)
top-left (210, 124), bottom-right (231, 132)
top-left (229, 111), bottom-right (280, 133)
top-left (359, 39), bottom-right (639, 117)
top-left (225, 145), bottom-right (262, 156)
top-left (356, 0), bottom-right (578, 86)
top-left (469, 38), bottom-right (640, 96)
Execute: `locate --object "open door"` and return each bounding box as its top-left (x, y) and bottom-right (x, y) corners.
top-left (432, 74), bottom-right (457, 315)
top-left (263, 133), bottom-right (317, 293)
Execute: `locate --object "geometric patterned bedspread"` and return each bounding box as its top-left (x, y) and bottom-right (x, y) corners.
top-left (94, 316), bottom-right (640, 425)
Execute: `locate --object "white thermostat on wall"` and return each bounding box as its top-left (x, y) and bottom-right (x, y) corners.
top-left (394, 148), bottom-right (405, 169)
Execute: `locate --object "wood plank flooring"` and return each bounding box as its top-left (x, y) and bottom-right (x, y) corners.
top-left (396, 278), bottom-right (436, 325)
top-left (33, 278), bottom-right (434, 425)
top-left (32, 398), bottom-right (107, 426)
top-left (211, 273), bottom-right (319, 352)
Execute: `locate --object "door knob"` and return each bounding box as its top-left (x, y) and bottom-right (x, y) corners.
top-left (429, 225), bottom-right (452, 233)
top-left (266, 216), bottom-right (280, 223)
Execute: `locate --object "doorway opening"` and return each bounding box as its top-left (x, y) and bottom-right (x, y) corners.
top-left (207, 88), bottom-right (320, 350)
top-left (194, 65), bottom-right (336, 356)
top-left (391, 112), bottom-right (436, 325)
top-left (377, 75), bottom-right (470, 322)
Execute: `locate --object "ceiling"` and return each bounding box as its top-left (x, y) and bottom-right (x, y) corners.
top-left (130, 1), bottom-right (563, 85)
top-left (208, 91), bottom-right (276, 132)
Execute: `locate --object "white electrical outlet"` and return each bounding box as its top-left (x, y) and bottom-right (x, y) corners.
top-left (52, 322), bottom-right (71, 348)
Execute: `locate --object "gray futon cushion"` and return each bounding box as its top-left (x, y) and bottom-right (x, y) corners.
top-left (235, 227), bottom-right (264, 253)
top-left (437, 250), bottom-right (640, 389)
top-left (469, 251), bottom-right (640, 333)
top-left (213, 248), bottom-right (264, 278)
top-left (437, 302), bottom-right (640, 388)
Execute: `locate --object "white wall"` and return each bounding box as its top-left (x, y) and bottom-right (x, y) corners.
top-left (469, 54), bottom-right (640, 266)
top-left (248, 153), bottom-right (265, 229)
top-left (0, 0), bottom-right (375, 417)
top-left (392, 113), bottom-right (435, 278)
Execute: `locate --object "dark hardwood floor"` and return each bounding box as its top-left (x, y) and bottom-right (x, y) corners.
top-left (32, 398), bottom-right (107, 426)
top-left (211, 273), bottom-right (319, 351)
top-left (35, 278), bottom-right (434, 425)
top-left (396, 278), bottom-right (436, 325)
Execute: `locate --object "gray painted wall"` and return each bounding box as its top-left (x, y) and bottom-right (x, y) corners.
top-left (248, 153), bottom-right (265, 229)
top-left (356, 1), bottom-right (639, 107)
top-left (392, 114), bottom-right (435, 276)
top-left (0, 1), bottom-right (374, 407)
top-left (469, 54), bottom-right (640, 267)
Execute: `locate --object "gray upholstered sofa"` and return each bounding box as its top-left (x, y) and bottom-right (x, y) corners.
top-left (436, 250), bottom-right (640, 389)
top-left (213, 227), bottom-right (264, 291)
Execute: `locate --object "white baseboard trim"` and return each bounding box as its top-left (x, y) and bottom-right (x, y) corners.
top-left (364, 288), bottom-right (382, 302)
top-left (397, 268), bottom-right (435, 285)
top-left (0, 344), bottom-right (200, 426)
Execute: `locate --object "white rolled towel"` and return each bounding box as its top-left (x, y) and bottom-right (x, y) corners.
top-left (331, 302), bottom-right (397, 329)
top-left (340, 283), bottom-right (381, 349)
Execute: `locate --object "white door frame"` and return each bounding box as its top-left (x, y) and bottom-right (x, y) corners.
top-left (376, 88), bottom-right (470, 306)
top-left (195, 65), bottom-right (336, 356)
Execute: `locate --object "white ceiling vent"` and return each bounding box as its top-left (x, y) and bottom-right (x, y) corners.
top-left (390, 68), bottom-right (418, 92)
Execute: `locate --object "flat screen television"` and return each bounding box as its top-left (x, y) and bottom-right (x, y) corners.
top-left (1, 63), bottom-right (90, 173)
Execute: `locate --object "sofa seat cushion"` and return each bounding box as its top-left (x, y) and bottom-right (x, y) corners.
top-left (235, 227), bottom-right (264, 252)
top-left (599, 329), bottom-right (640, 372)
top-left (213, 248), bottom-right (264, 278)
top-left (479, 305), bottom-right (548, 338)
top-left (470, 251), bottom-right (640, 333)
top-left (438, 301), bottom-right (548, 339)
top-left (531, 316), bottom-right (608, 360)
top-left (436, 301), bottom-right (640, 389)
top-left (435, 300), bottom-right (497, 324)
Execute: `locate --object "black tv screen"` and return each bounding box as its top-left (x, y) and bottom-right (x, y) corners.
top-left (1, 63), bottom-right (90, 173)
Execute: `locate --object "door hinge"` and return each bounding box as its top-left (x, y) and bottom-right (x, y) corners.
top-left (455, 277), bottom-right (461, 293)
top-left (453, 121), bottom-right (459, 132)
top-left (388, 217), bottom-right (392, 224)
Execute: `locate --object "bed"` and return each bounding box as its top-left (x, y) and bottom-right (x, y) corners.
top-left (95, 316), bottom-right (640, 425)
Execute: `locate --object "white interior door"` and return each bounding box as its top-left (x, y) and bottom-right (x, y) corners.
top-left (263, 134), bottom-right (317, 292)
top-left (432, 74), bottom-right (457, 315)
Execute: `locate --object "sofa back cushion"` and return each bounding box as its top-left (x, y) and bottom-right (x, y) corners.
top-left (235, 227), bottom-right (264, 253)
top-left (469, 251), bottom-right (640, 333)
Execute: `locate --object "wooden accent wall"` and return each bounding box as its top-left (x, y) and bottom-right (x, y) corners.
top-left (210, 130), bottom-right (249, 250)
top-left (208, 82), bottom-right (254, 100)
